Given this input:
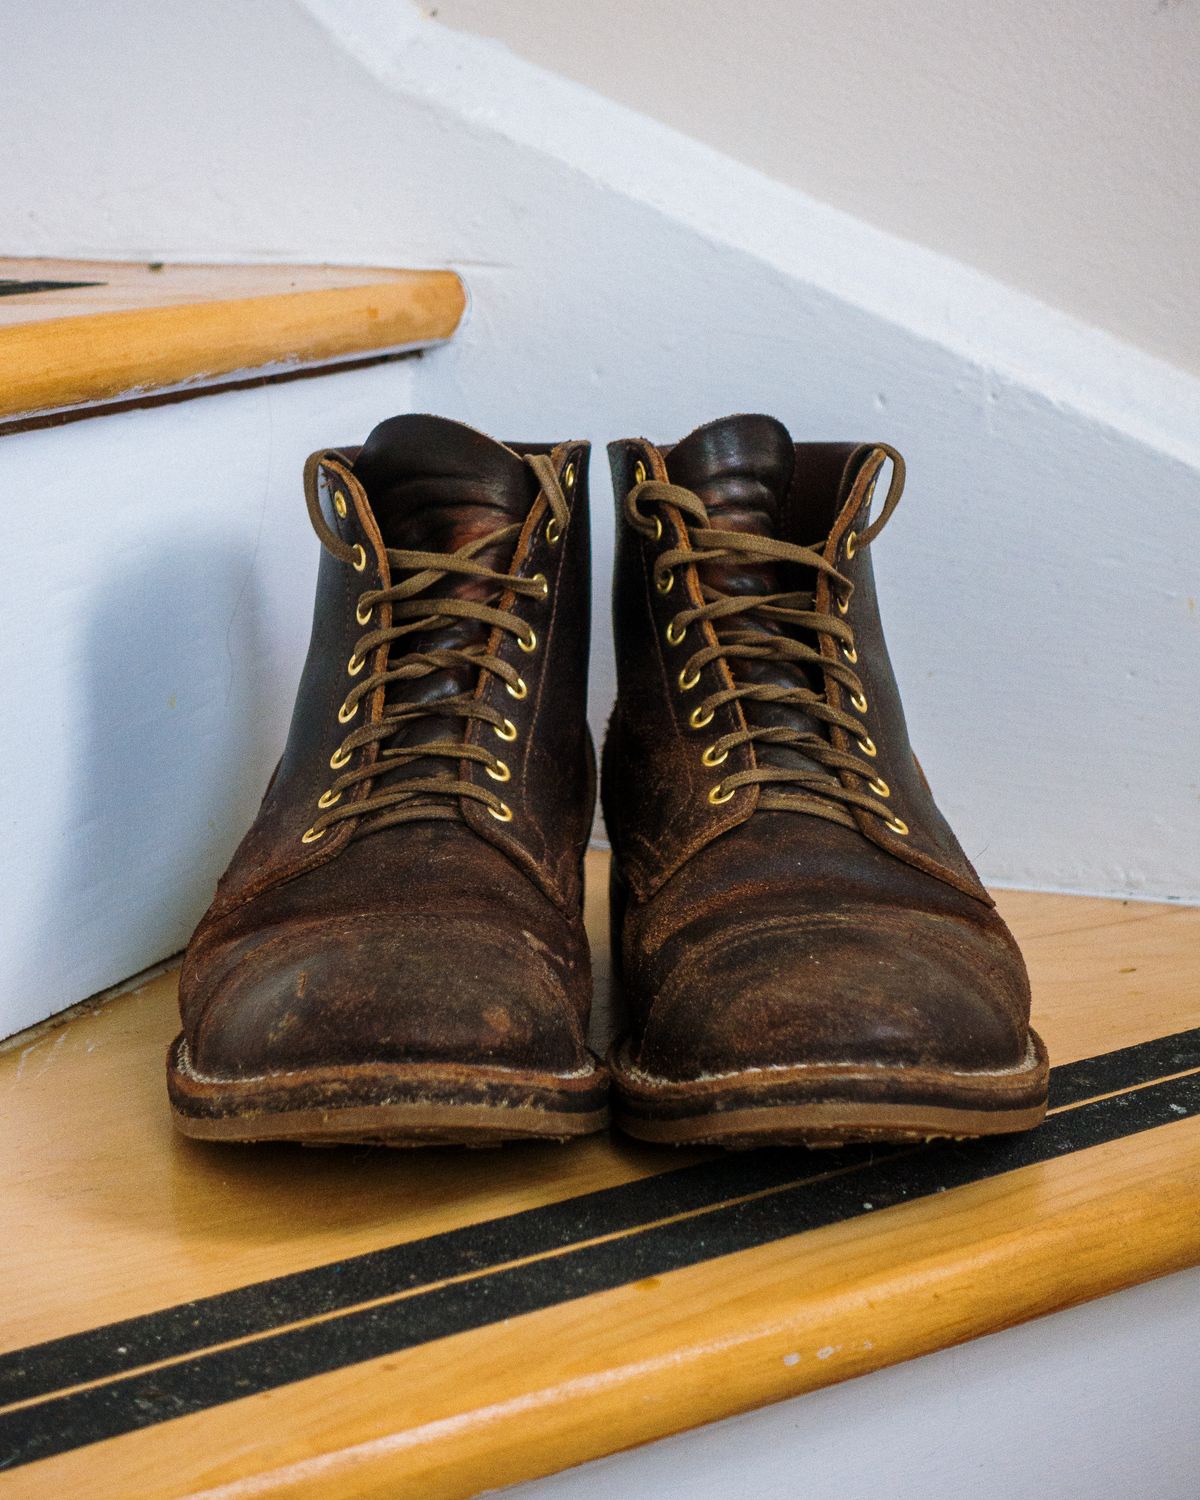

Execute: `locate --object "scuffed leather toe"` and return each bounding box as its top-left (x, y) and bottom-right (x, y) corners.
top-left (186, 913), bottom-right (590, 1080)
top-left (633, 908), bottom-right (1031, 1080)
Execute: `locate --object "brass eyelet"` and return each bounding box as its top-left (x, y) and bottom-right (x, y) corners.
top-left (518, 629), bottom-right (537, 654)
top-left (486, 758), bottom-right (511, 783)
top-left (546, 517), bottom-right (562, 545)
top-left (678, 665), bottom-right (701, 691)
top-left (564, 461), bottom-right (576, 490)
top-left (488, 801), bottom-right (514, 822)
top-left (330, 745), bottom-right (351, 770)
top-left (885, 815), bottom-right (909, 836)
top-left (655, 568), bottom-right (674, 594)
top-left (850, 690), bottom-right (868, 713)
top-left (351, 544), bottom-right (367, 572)
top-left (333, 490), bottom-right (348, 519)
top-left (708, 782), bottom-right (735, 806)
top-left (347, 653), bottom-right (366, 677)
top-left (689, 704), bottom-right (715, 729)
top-left (317, 788), bottom-right (342, 809)
top-left (356, 599), bottom-right (374, 626)
top-left (532, 572), bottom-right (549, 598)
top-left (651, 515), bottom-right (663, 542)
top-left (836, 594), bottom-right (850, 616)
top-left (701, 743), bottom-right (728, 768)
top-left (845, 530), bottom-right (858, 560)
top-left (494, 717), bottom-right (518, 742)
top-left (842, 642), bottom-right (858, 664)
top-left (301, 826), bottom-right (326, 844)
top-left (868, 776), bottom-right (890, 798)
top-left (338, 699), bottom-right (359, 725)
top-left (507, 676), bottom-right (528, 700)
top-left (665, 619), bottom-right (686, 646)
top-left (634, 460), bottom-right (647, 485)
top-left (857, 735), bottom-right (878, 758)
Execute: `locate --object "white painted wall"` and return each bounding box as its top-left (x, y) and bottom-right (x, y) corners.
top-left (2, 0), bottom-right (1199, 1035)
top-left (502, 1266), bottom-right (1200, 1500)
top-left (431, 0), bottom-right (1200, 381)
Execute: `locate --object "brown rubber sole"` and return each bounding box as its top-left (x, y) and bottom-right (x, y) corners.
top-left (609, 1031), bottom-right (1050, 1148)
top-left (167, 1035), bottom-right (609, 1147)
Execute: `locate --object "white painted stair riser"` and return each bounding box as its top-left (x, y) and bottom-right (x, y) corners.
top-left (0, 363), bottom-right (420, 1037)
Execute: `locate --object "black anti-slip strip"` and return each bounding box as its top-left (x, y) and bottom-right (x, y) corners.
top-left (3, 1025), bottom-right (1196, 1412)
top-left (2, 1061), bottom-right (1198, 1472)
top-left (0, 279), bottom-right (104, 297)
top-left (1046, 1026), bottom-right (1200, 1110)
top-left (1, 1028), bottom-right (1197, 1417)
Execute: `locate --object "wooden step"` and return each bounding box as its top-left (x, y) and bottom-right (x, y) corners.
top-left (1, 852), bottom-right (1197, 1497)
top-left (0, 258), bottom-right (466, 421)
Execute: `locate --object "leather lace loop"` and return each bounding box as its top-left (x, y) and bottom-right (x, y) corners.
top-left (627, 446), bottom-right (906, 832)
top-left (850, 443), bottom-right (905, 549)
top-left (300, 452), bottom-right (570, 837)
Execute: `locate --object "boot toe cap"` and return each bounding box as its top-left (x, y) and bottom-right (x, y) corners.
top-left (184, 914), bottom-right (589, 1078)
top-left (633, 908), bottom-right (1030, 1080)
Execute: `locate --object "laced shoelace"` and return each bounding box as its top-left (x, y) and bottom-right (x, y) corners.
top-left (626, 446), bottom-right (909, 835)
top-left (298, 451), bottom-right (570, 842)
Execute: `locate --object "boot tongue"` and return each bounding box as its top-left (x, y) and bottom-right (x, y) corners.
top-left (667, 414), bottom-right (825, 778)
top-left (350, 415), bottom-right (537, 786)
top-left (667, 414), bottom-right (794, 595)
top-left (353, 414), bottom-right (534, 564)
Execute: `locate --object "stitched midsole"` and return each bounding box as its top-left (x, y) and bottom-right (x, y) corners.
top-left (611, 1033), bottom-right (1048, 1093)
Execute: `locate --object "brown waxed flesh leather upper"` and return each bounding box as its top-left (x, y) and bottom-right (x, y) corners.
top-left (180, 416), bottom-right (595, 1081)
top-left (602, 415), bottom-right (1035, 1082)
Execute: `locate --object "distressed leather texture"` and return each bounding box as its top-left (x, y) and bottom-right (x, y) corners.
top-left (603, 415), bottom-right (1036, 1081)
top-left (179, 416), bottom-right (595, 1081)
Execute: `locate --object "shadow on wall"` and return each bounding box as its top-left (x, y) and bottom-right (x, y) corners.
top-left (38, 537), bottom-right (278, 1009)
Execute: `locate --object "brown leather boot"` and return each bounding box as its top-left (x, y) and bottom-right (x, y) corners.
top-left (602, 415), bottom-right (1048, 1147)
top-left (168, 416), bottom-right (607, 1145)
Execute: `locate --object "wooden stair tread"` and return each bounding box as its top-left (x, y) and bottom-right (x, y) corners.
top-left (1, 852), bottom-right (1197, 1498)
top-left (0, 258), bottom-right (466, 421)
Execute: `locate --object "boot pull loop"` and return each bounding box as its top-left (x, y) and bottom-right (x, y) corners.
top-left (853, 444), bottom-right (907, 549)
top-left (525, 453), bottom-right (572, 541)
top-left (303, 450), bottom-right (358, 565)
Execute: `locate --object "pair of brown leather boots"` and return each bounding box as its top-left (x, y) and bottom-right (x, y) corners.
top-left (168, 414), bottom-right (1048, 1150)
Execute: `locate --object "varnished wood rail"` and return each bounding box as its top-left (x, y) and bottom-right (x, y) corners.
top-left (0, 258), bottom-right (467, 421)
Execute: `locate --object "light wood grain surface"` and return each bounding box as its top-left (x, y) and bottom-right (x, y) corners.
top-left (1, 852), bottom-right (1197, 1498)
top-left (0, 258), bottom-right (466, 419)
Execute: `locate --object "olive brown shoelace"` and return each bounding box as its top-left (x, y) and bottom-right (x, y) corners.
top-left (625, 446), bottom-right (910, 835)
top-left (298, 452), bottom-right (570, 841)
